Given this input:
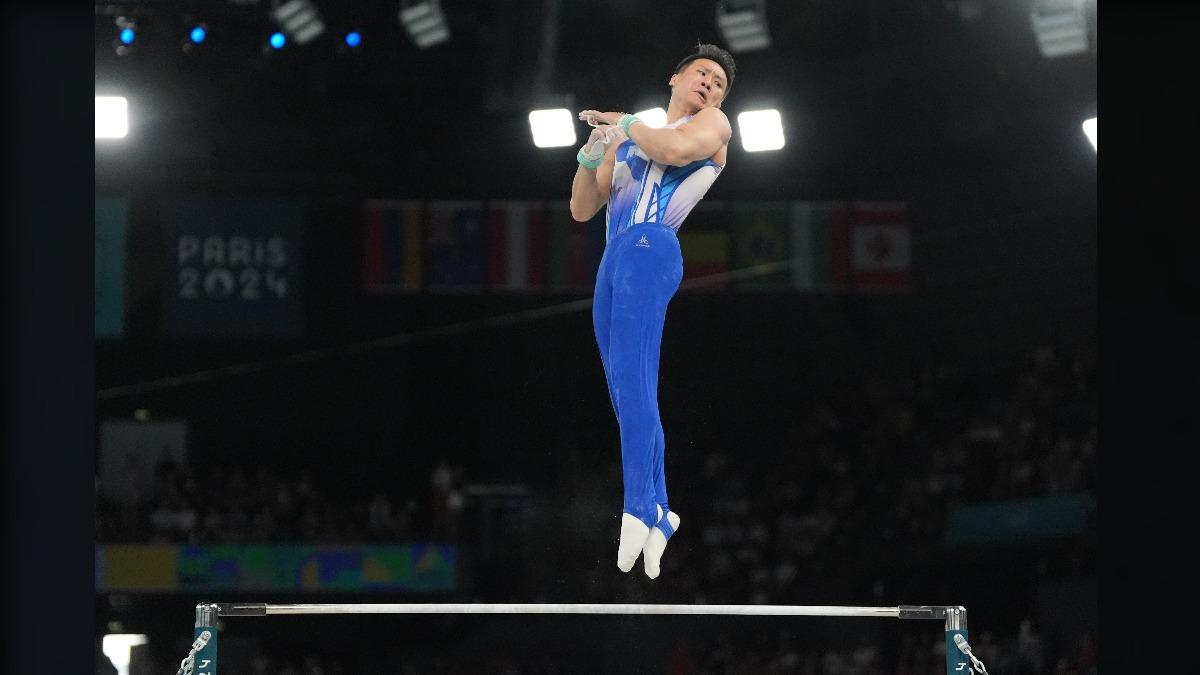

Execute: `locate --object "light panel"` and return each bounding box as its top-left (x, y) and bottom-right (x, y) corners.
top-left (399, 1), bottom-right (451, 49)
top-left (95, 97), bottom-right (128, 139)
top-left (737, 109), bottom-right (785, 152)
top-left (1082, 117), bottom-right (1096, 150)
top-left (633, 107), bottom-right (668, 129)
top-left (102, 634), bottom-right (148, 675)
top-left (1031, 0), bottom-right (1089, 58)
top-left (272, 0), bottom-right (325, 45)
top-left (528, 108), bottom-right (577, 148)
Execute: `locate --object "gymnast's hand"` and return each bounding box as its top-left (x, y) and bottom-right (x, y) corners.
top-left (579, 110), bottom-right (626, 127)
top-left (576, 124), bottom-right (626, 170)
top-left (579, 124), bottom-right (626, 163)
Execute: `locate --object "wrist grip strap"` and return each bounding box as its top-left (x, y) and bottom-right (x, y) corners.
top-left (577, 148), bottom-right (602, 169)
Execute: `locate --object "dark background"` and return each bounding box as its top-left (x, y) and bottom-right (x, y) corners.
top-left (91, 1), bottom-right (1096, 673)
top-left (25, 0), bottom-right (1196, 674)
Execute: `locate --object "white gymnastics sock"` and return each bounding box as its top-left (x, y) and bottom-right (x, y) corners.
top-left (642, 510), bottom-right (681, 579)
top-left (616, 509), bottom-right (656, 572)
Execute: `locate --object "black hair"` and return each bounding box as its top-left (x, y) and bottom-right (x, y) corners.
top-left (673, 43), bottom-right (736, 96)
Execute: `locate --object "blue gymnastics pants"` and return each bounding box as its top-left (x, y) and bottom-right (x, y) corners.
top-left (592, 223), bottom-right (684, 528)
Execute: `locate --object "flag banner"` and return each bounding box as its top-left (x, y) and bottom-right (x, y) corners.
top-left (160, 197), bottom-right (304, 338)
top-left (732, 201), bottom-right (792, 290)
top-left (544, 202), bottom-right (573, 289)
top-left (791, 201), bottom-right (851, 292)
top-left (849, 201), bottom-right (910, 292)
top-left (485, 201), bottom-right (542, 290)
top-left (678, 201), bottom-right (730, 290)
top-left (96, 196), bottom-right (128, 338)
top-left (363, 200), bottom-right (423, 292)
top-left (425, 201), bottom-right (486, 289)
top-left (362, 199), bottom-right (906, 294)
top-left (544, 202), bottom-right (604, 291)
top-left (96, 544), bottom-right (457, 592)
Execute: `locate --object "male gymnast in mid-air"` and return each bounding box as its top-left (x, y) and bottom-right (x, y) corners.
top-left (569, 43), bottom-right (736, 578)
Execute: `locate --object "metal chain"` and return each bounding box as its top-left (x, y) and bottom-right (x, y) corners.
top-left (953, 634), bottom-right (990, 675)
top-left (174, 630), bottom-right (211, 675)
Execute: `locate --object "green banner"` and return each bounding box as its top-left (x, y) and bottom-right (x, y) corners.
top-left (95, 544), bottom-right (456, 592)
top-left (95, 196), bottom-right (128, 338)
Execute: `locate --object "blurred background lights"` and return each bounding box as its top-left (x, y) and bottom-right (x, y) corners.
top-left (345, 31), bottom-right (362, 47)
top-left (95, 96), bottom-right (128, 139)
top-left (737, 109), bottom-right (786, 152)
top-left (269, 32), bottom-right (286, 49)
top-left (1082, 117), bottom-right (1096, 150)
top-left (190, 26), bottom-right (207, 44)
top-left (102, 634), bottom-right (148, 675)
top-left (528, 108), bottom-right (576, 148)
top-left (633, 107), bottom-right (668, 129)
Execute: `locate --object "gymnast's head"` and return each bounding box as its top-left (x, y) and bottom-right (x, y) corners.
top-left (669, 43), bottom-right (736, 112)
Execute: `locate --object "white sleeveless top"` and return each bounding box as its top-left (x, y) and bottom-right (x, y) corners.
top-left (605, 115), bottom-right (723, 242)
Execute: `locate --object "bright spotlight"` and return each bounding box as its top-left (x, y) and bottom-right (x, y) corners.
top-left (633, 107), bottom-right (669, 129)
top-left (190, 26), bottom-right (207, 44)
top-left (1082, 117), bottom-right (1096, 150)
top-left (102, 634), bottom-right (148, 675)
top-left (95, 96), bottom-right (128, 139)
top-left (528, 108), bottom-right (577, 148)
top-left (737, 109), bottom-right (785, 152)
top-left (114, 17), bottom-right (138, 55)
top-left (345, 31), bottom-right (362, 47)
top-left (269, 32), bottom-right (287, 49)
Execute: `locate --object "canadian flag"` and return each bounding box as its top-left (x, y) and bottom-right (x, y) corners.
top-left (850, 201), bottom-right (910, 291)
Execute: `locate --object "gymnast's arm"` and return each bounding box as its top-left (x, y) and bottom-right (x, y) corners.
top-left (570, 138), bottom-right (618, 222)
top-left (625, 107), bottom-right (731, 166)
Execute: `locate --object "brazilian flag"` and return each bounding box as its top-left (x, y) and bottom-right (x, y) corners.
top-left (731, 201), bottom-right (791, 289)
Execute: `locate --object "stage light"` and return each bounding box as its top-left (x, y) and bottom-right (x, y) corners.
top-left (737, 109), bottom-right (785, 152)
top-left (1031, 0), bottom-right (1089, 58)
top-left (633, 107), bottom-right (668, 129)
top-left (95, 96), bottom-right (128, 139)
top-left (102, 634), bottom-right (147, 675)
top-left (345, 31), bottom-right (362, 48)
top-left (269, 32), bottom-right (287, 49)
top-left (190, 26), bottom-right (207, 44)
top-left (272, 0), bottom-right (326, 45)
top-left (528, 109), bottom-right (576, 148)
top-left (113, 16), bottom-right (138, 55)
top-left (716, 0), bottom-right (771, 53)
top-left (1082, 117), bottom-right (1096, 150)
top-left (399, 0), bottom-right (450, 49)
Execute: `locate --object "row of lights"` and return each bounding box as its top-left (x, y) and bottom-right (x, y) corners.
top-left (112, 22), bottom-right (365, 53)
top-left (529, 107), bottom-right (786, 153)
top-left (97, 96), bottom-right (1096, 154)
top-left (108, 1), bottom-right (448, 56)
top-left (529, 109), bottom-right (1098, 153)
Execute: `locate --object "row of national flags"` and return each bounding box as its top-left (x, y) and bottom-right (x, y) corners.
top-left (363, 200), bottom-right (910, 293)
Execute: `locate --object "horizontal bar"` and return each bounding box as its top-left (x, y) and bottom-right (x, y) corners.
top-left (216, 603), bottom-right (908, 619)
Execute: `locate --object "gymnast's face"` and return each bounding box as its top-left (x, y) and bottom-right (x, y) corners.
top-left (669, 58), bottom-right (728, 111)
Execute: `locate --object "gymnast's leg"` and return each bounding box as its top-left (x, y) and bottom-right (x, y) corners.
top-left (604, 225), bottom-right (683, 572)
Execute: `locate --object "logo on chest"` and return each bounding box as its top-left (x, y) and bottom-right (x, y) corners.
top-left (635, 234), bottom-right (651, 248)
